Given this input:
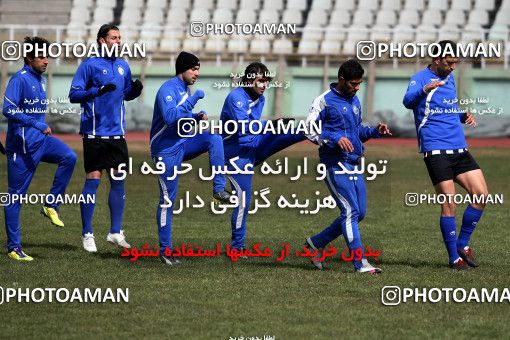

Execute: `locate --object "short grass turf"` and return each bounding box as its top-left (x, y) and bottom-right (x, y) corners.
top-left (0, 142), bottom-right (509, 339)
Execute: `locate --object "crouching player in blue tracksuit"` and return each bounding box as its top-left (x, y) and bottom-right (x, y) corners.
top-left (2, 37), bottom-right (77, 261)
top-left (150, 51), bottom-right (231, 266)
top-left (221, 62), bottom-right (306, 251)
top-left (304, 59), bottom-right (391, 273)
top-left (69, 24), bottom-right (143, 253)
top-left (403, 40), bottom-right (488, 270)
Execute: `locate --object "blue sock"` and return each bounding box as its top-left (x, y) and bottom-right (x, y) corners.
top-left (108, 177), bottom-right (125, 234)
top-left (440, 216), bottom-right (458, 264)
top-left (457, 205), bottom-right (483, 250)
top-left (81, 179), bottom-right (100, 235)
top-left (340, 222), bottom-right (364, 271)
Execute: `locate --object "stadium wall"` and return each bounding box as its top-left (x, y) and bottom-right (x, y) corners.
top-left (1, 63), bottom-right (509, 136)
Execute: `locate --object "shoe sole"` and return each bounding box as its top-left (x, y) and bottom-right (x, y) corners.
top-left (357, 268), bottom-right (382, 274)
top-left (458, 250), bottom-right (479, 268)
top-left (450, 263), bottom-right (472, 271)
top-left (213, 198), bottom-right (231, 205)
top-left (40, 210), bottom-right (64, 228)
top-left (107, 235), bottom-right (131, 249)
top-left (83, 245), bottom-right (97, 253)
top-left (160, 257), bottom-right (181, 265)
top-left (8, 254), bottom-right (33, 261)
top-left (305, 238), bottom-right (324, 270)
top-left (311, 261), bottom-right (323, 270)
top-left (107, 240), bottom-right (131, 248)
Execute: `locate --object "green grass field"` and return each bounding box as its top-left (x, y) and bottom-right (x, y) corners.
top-left (0, 141), bottom-right (509, 339)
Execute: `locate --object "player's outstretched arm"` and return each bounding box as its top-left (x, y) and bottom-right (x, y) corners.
top-left (377, 123), bottom-right (392, 135)
top-left (402, 78), bottom-right (441, 109)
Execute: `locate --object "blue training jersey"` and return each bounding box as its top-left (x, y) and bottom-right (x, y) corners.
top-left (403, 67), bottom-right (468, 153)
top-left (306, 83), bottom-right (380, 166)
top-left (150, 76), bottom-right (201, 156)
top-left (69, 56), bottom-right (140, 136)
top-left (2, 65), bottom-right (50, 154)
top-left (220, 87), bottom-right (266, 147)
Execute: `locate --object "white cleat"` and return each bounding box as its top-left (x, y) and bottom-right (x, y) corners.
top-left (82, 233), bottom-right (97, 253)
top-left (356, 258), bottom-right (382, 274)
top-left (305, 237), bottom-right (324, 270)
top-left (106, 230), bottom-right (131, 248)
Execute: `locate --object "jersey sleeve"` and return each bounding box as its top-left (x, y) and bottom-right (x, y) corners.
top-left (69, 61), bottom-right (99, 103)
top-left (403, 74), bottom-right (427, 109)
top-left (123, 64), bottom-right (141, 101)
top-left (156, 87), bottom-right (193, 127)
top-left (305, 95), bottom-right (326, 144)
top-left (3, 76), bottom-right (48, 131)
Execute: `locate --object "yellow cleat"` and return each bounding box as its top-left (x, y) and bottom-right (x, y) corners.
top-left (41, 206), bottom-right (65, 227)
top-left (8, 248), bottom-right (33, 261)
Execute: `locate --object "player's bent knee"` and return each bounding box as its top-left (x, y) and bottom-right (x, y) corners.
top-left (471, 202), bottom-right (485, 210)
top-left (349, 210), bottom-right (361, 222)
top-left (357, 211), bottom-right (366, 222)
top-left (441, 202), bottom-right (456, 216)
top-left (470, 188), bottom-right (489, 210)
top-left (66, 151), bottom-right (78, 165)
top-left (209, 133), bottom-right (222, 144)
top-left (86, 171), bottom-right (102, 179)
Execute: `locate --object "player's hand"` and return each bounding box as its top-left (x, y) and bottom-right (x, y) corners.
top-left (337, 137), bottom-right (354, 152)
top-left (194, 89), bottom-right (205, 99)
top-left (197, 111), bottom-right (208, 121)
top-left (186, 90), bottom-right (205, 108)
top-left (423, 80), bottom-right (445, 93)
top-left (464, 113), bottom-right (477, 127)
top-left (43, 127), bottom-right (52, 135)
top-left (131, 79), bottom-right (143, 92)
top-left (98, 83), bottom-right (116, 96)
top-left (377, 123), bottom-right (392, 136)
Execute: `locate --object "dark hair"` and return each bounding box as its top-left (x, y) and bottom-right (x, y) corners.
top-left (23, 36), bottom-right (50, 64)
top-left (241, 62), bottom-right (272, 84)
top-left (96, 24), bottom-right (119, 45)
top-left (431, 40), bottom-right (458, 60)
top-left (338, 59), bottom-right (364, 81)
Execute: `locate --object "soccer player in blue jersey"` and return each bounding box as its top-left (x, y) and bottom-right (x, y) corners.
top-left (304, 59), bottom-right (391, 273)
top-left (403, 40), bottom-right (488, 270)
top-left (69, 24), bottom-right (143, 253)
top-left (2, 36), bottom-right (77, 261)
top-left (220, 62), bottom-right (306, 252)
top-left (150, 51), bottom-right (231, 266)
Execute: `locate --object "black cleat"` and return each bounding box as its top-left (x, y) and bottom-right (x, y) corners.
top-left (213, 190), bottom-right (232, 204)
top-left (458, 247), bottom-right (479, 267)
top-left (450, 258), bottom-right (471, 271)
top-left (160, 253), bottom-right (181, 266)
top-left (230, 247), bottom-right (248, 259)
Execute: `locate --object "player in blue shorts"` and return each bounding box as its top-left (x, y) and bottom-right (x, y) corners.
top-left (220, 62), bottom-right (306, 252)
top-left (304, 59), bottom-right (391, 273)
top-left (150, 51), bottom-right (231, 265)
top-left (403, 40), bottom-right (488, 270)
top-left (69, 24), bottom-right (143, 253)
top-left (2, 36), bottom-right (77, 261)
